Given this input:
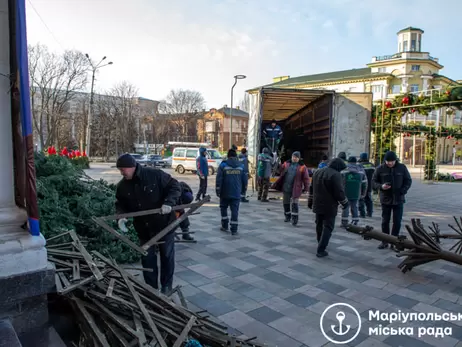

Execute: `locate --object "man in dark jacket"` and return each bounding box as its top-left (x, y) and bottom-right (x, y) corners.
top-left (216, 149), bottom-right (247, 235)
top-left (308, 158), bottom-right (348, 257)
top-left (340, 157), bottom-right (368, 227)
top-left (273, 151), bottom-right (309, 226)
top-left (337, 152), bottom-right (348, 165)
top-left (238, 148), bottom-right (249, 203)
top-left (257, 147), bottom-right (272, 202)
top-left (195, 147), bottom-right (208, 201)
top-left (115, 154), bottom-right (181, 293)
top-left (372, 151), bottom-right (412, 250)
top-left (358, 152), bottom-right (375, 218)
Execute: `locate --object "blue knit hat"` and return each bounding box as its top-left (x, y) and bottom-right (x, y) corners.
top-left (360, 152), bottom-right (368, 160)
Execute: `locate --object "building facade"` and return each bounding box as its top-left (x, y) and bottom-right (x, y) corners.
top-left (197, 106), bottom-right (249, 151)
top-left (262, 27), bottom-right (461, 165)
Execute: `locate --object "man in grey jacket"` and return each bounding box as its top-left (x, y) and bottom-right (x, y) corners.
top-left (257, 148), bottom-right (272, 202)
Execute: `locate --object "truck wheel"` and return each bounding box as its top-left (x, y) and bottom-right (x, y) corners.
top-left (208, 167), bottom-right (214, 175)
top-left (177, 165), bottom-right (185, 174)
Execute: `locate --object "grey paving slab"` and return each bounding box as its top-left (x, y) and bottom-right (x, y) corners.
top-left (88, 167), bottom-right (462, 347)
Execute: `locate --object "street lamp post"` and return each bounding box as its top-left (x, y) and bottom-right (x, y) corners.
top-left (85, 54), bottom-right (113, 157)
top-left (229, 74), bottom-right (246, 149)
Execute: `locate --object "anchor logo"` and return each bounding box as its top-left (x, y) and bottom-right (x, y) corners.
top-left (320, 303), bottom-right (361, 345)
top-left (331, 311), bottom-right (351, 336)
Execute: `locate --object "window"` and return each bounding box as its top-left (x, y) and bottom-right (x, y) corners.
top-left (208, 150), bottom-right (222, 159)
top-left (399, 42), bottom-right (402, 52)
top-left (372, 85), bottom-right (382, 93)
top-left (174, 149), bottom-right (185, 157)
top-left (411, 33), bottom-right (417, 51)
top-left (403, 41), bottom-right (408, 52)
top-left (410, 84), bottom-right (419, 93)
top-left (411, 65), bottom-right (420, 71)
top-left (392, 85), bottom-right (400, 94)
top-left (378, 67), bottom-right (386, 73)
top-left (186, 149), bottom-right (197, 158)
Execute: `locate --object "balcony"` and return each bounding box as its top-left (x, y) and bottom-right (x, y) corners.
top-left (371, 52), bottom-right (439, 63)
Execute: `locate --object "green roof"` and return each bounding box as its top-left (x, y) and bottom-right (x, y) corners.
top-left (267, 68), bottom-right (391, 88)
top-left (397, 27), bottom-right (424, 34)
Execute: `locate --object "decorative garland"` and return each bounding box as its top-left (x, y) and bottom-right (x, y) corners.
top-left (399, 125), bottom-right (462, 141)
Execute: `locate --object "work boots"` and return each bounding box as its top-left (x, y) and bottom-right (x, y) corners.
top-left (291, 203), bottom-right (299, 226)
top-left (181, 228), bottom-right (194, 241)
top-left (283, 204), bottom-right (291, 222)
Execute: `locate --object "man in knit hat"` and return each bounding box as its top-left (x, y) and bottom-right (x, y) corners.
top-left (372, 151), bottom-right (412, 250)
top-left (272, 151), bottom-right (309, 226)
top-left (115, 153), bottom-right (181, 294)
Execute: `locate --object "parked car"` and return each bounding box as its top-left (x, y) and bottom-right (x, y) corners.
top-left (142, 154), bottom-right (169, 168)
top-left (171, 147), bottom-right (223, 175)
top-left (129, 153), bottom-right (145, 164)
top-left (163, 156), bottom-right (172, 168)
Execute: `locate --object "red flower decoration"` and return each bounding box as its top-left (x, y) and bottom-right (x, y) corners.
top-left (61, 147), bottom-right (68, 156)
top-left (456, 141), bottom-right (460, 145)
top-left (402, 96), bottom-right (409, 105)
top-left (75, 150), bottom-right (81, 157)
top-left (82, 151), bottom-right (87, 157)
top-left (446, 90), bottom-right (451, 95)
top-left (385, 101), bottom-right (392, 109)
top-left (411, 108), bottom-right (416, 113)
top-left (47, 146), bottom-right (57, 155)
top-left (372, 118), bottom-right (376, 123)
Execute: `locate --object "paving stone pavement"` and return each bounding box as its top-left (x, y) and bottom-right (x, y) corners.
top-left (89, 165), bottom-right (462, 347)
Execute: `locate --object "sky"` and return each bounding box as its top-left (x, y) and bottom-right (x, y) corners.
top-left (25, 0), bottom-right (462, 108)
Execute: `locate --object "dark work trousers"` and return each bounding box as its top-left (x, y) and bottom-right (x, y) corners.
top-left (141, 231), bottom-right (175, 291)
top-left (220, 198), bottom-right (240, 233)
top-left (359, 191), bottom-right (373, 217)
top-left (241, 173), bottom-right (249, 198)
top-left (381, 203), bottom-right (404, 238)
top-left (258, 177), bottom-right (270, 200)
top-left (283, 192), bottom-right (299, 224)
top-left (197, 176), bottom-right (208, 199)
top-left (341, 199), bottom-right (359, 226)
top-left (316, 214), bottom-right (336, 253)
top-left (179, 211), bottom-right (190, 231)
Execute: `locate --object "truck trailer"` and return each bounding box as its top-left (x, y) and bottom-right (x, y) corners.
top-left (246, 87), bottom-right (373, 182)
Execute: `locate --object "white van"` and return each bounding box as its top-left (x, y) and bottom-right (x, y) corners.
top-left (172, 148), bottom-right (223, 175)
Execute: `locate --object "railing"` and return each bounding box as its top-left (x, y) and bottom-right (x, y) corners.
top-left (375, 53), bottom-right (402, 61)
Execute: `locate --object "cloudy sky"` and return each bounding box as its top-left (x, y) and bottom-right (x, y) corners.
top-left (25, 0), bottom-right (461, 108)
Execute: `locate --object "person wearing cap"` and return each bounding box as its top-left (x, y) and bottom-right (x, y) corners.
top-left (372, 151), bottom-right (412, 250)
top-left (257, 147), bottom-right (273, 202)
top-left (195, 147), bottom-right (209, 201)
top-left (263, 119), bottom-right (283, 153)
top-left (340, 156), bottom-right (368, 227)
top-left (358, 152), bottom-right (376, 218)
top-left (216, 149), bottom-right (248, 235)
top-left (309, 158), bottom-right (348, 258)
top-left (272, 151), bottom-right (309, 226)
top-left (238, 148), bottom-right (250, 203)
top-left (115, 153), bottom-right (181, 294)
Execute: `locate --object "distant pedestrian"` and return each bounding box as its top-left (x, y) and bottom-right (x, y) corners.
top-left (216, 149), bottom-right (247, 235)
top-left (337, 152), bottom-right (348, 165)
top-left (318, 155), bottom-right (329, 169)
top-left (176, 181), bottom-right (195, 241)
top-left (358, 152), bottom-right (375, 218)
top-left (372, 151), bottom-right (412, 250)
top-left (308, 158), bottom-right (348, 258)
top-left (341, 157), bottom-right (368, 227)
top-left (257, 147), bottom-right (272, 202)
top-left (272, 151), bottom-right (309, 226)
top-left (195, 147), bottom-right (208, 201)
top-left (238, 148), bottom-right (249, 203)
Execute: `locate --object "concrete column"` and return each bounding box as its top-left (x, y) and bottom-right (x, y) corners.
top-left (400, 76), bottom-right (409, 93)
top-left (0, 0), bottom-right (46, 278)
top-left (421, 76), bottom-right (432, 92)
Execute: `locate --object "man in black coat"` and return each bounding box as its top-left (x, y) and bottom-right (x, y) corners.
top-left (308, 158), bottom-right (348, 257)
top-left (372, 151), bottom-right (412, 250)
top-left (358, 152), bottom-right (376, 218)
top-left (115, 154), bottom-right (181, 293)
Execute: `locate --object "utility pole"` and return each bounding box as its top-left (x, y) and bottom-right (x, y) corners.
top-left (229, 75), bottom-right (246, 149)
top-left (84, 54), bottom-right (113, 157)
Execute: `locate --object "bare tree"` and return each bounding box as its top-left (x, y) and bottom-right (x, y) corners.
top-left (159, 89), bottom-right (206, 141)
top-left (28, 44), bottom-right (89, 148)
top-left (239, 93), bottom-right (250, 112)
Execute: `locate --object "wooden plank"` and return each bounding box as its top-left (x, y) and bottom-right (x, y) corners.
top-left (133, 313), bottom-right (147, 347)
top-left (104, 321), bottom-right (130, 347)
top-left (55, 273), bottom-right (64, 293)
top-left (141, 197), bottom-right (210, 251)
top-left (72, 259), bottom-right (80, 281)
top-left (46, 231), bottom-right (71, 243)
top-left (58, 272), bottom-right (71, 288)
top-left (92, 217), bottom-right (148, 256)
top-left (72, 297), bottom-right (111, 347)
top-left (117, 261), bottom-right (168, 347)
top-left (106, 278), bottom-right (115, 297)
top-left (69, 231), bottom-right (103, 280)
top-left (60, 269), bottom-right (111, 295)
top-left (172, 316), bottom-right (196, 347)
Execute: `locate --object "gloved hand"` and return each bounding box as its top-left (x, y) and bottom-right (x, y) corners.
top-left (160, 205), bottom-right (172, 214)
top-left (118, 218), bottom-right (128, 233)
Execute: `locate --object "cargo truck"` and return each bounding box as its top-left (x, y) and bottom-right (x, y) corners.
top-left (246, 87), bottom-right (373, 183)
